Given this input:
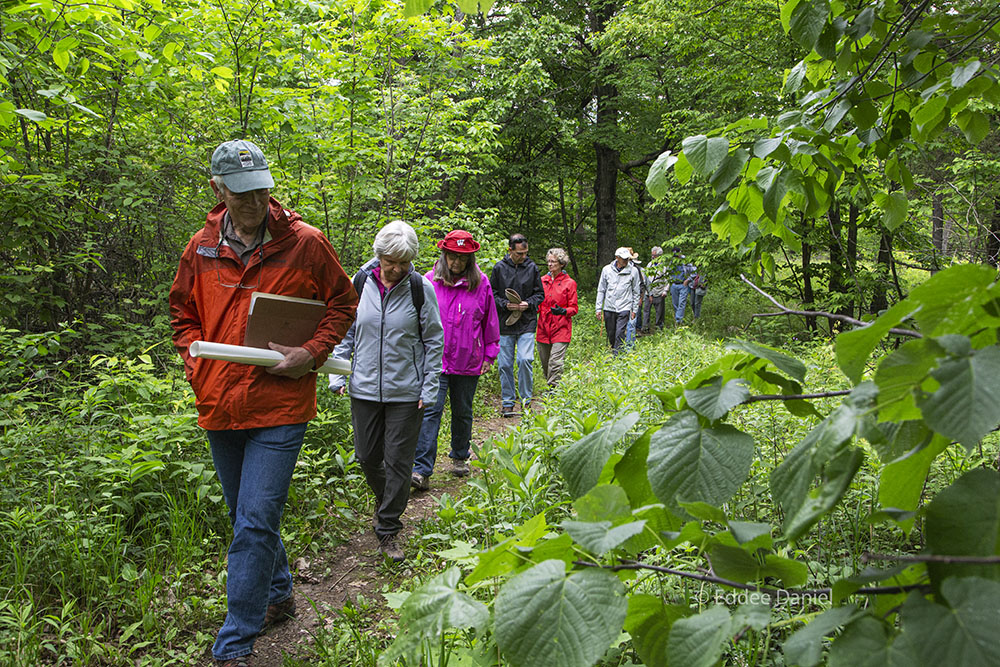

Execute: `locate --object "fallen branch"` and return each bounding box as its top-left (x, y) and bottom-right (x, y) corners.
top-left (741, 274), bottom-right (921, 338)
top-left (744, 390), bottom-right (852, 404)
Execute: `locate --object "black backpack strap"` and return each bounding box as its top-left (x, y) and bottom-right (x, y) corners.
top-left (353, 269), bottom-right (367, 303)
top-left (409, 272), bottom-right (425, 345)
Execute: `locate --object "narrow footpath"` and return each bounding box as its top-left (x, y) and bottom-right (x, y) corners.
top-left (199, 404), bottom-right (513, 666)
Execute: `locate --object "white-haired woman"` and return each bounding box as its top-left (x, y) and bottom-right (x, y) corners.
top-left (329, 221), bottom-right (443, 563)
top-left (536, 247), bottom-right (578, 387)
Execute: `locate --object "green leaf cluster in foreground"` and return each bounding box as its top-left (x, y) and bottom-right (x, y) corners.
top-left (387, 263), bottom-right (1000, 666)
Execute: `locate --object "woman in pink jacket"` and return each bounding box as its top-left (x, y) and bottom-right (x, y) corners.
top-left (411, 230), bottom-right (500, 490)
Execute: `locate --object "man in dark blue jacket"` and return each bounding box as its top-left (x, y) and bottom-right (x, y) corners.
top-left (490, 233), bottom-right (544, 416)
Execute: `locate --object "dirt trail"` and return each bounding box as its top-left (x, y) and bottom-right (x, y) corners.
top-left (199, 405), bottom-right (515, 666)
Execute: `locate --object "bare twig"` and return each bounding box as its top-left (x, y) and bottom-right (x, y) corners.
top-left (744, 390), bottom-right (852, 404)
top-left (863, 552), bottom-right (1000, 565)
top-left (573, 560), bottom-right (929, 597)
top-left (741, 274), bottom-right (921, 338)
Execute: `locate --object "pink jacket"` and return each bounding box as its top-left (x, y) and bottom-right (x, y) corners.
top-left (426, 268), bottom-right (500, 375)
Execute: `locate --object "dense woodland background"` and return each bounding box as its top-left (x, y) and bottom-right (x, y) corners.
top-left (2, 0), bottom-right (1000, 665)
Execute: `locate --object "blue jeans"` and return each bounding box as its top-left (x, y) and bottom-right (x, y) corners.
top-left (670, 283), bottom-right (689, 323)
top-left (413, 374), bottom-right (480, 476)
top-left (206, 422), bottom-right (307, 661)
top-left (498, 332), bottom-right (534, 408)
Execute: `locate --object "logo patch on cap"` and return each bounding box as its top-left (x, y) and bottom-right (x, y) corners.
top-left (238, 150), bottom-right (254, 168)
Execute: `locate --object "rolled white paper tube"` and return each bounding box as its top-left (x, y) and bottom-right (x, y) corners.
top-left (188, 341), bottom-right (351, 376)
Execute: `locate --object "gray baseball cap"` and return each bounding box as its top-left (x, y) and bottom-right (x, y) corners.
top-left (210, 139), bottom-right (275, 193)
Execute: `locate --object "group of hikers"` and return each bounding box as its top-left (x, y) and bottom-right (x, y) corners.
top-left (169, 139), bottom-right (707, 665)
top-left (595, 245), bottom-right (708, 354)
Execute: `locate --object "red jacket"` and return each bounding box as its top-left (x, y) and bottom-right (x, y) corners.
top-left (169, 198), bottom-right (357, 430)
top-left (536, 271), bottom-right (578, 344)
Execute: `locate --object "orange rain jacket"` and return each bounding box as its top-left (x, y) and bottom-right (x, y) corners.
top-left (169, 198), bottom-right (357, 430)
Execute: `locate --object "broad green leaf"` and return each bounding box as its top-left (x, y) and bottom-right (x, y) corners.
top-left (897, 578), bottom-right (1000, 665)
top-left (682, 135), bottom-right (730, 177)
top-left (559, 412), bottom-right (639, 498)
top-left (913, 96), bottom-right (946, 130)
top-left (675, 151), bottom-right (693, 185)
top-left (771, 384), bottom-right (874, 521)
top-left (836, 299), bottom-right (916, 383)
top-left (781, 0), bottom-right (803, 33)
top-left (646, 151), bottom-right (678, 200)
top-left (574, 484), bottom-right (631, 522)
top-left (708, 544), bottom-right (759, 582)
top-left (15, 108), bottom-right (47, 122)
top-left (951, 60), bottom-right (981, 89)
top-left (823, 99), bottom-right (851, 133)
top-left (727, 181), bottom-right (765, 222)
top-left (210, 66), bottom-right (234, 79)
top-left (828, 616), bottom-right (915, 667)
top-left (400, 567), bottom-right (487, 633)
top-left (878, 435), bottom-right (949, 533)
top-left (624, 595), bottom-right (692, 667)
top-left (924, 468), bottom-right (1000, 589)
top-left (761, 554), bottom-right (809, 586)
top-left (142, 23), bottom-right (162, 42)
top-left (495, 560), bottom-right (626, 667)
top-left (726, 339), bottom-right (807, 383)
top-left (666, 606), bottom-right (731, 667)
top-left (783, 605), bottom-right (860, 667)
top-left (403, 0), bottom-right (434, 16)
top-left (709, 148), bottom-right (749, 194)
top-left (917, 346), bottom-right (1000, 449)
top-left (647, 410), bottom-right (755, 507)
top-left (731, 600), bottom-right (771, 631)
top-left (52, 48), bottom-right (69, 72)
top-left (561, 519), bottom-right (646, 555)
top-left (465, 537), bottom-right (517, 585)
top-left (831, 564), bottom-right (911, 604)
top-left (783, 444), bottom-right (864, 541)
top-left (956, 109), bottom-right (989, 145)
top-left (789, 0), bottom-right (830, 51)
top-left (763, 167), bottom-right (790, 221)
top-left (874, 191), bottom-right (907, 231)
top-left (614, 428), bottom-right (656, 508)
top-left (684, 378), bottom-right (750, 420)
top-left (785, 61), bottom-right (807, 93)
top-left (679, 500), bottom-right (727, 523)
top-left (754, 137), bottom-right (784, 160)
top-left (711, 209), bottom-right (750, 245)
top-left (874, 339), bottom-right (945, 422)
top-left (728, 521), bottom-right (772, 548)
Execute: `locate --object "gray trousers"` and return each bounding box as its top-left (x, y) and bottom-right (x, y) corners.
top-left (538, 341), bottom-right (569, 387)
top-left (350, 398), bottom-right (423, 538)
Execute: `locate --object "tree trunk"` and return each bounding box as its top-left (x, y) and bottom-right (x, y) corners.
top-left (986, 197), bottom-right (1000, 267)
top-left (827, 201), bottom-right (850, 329)
top-left (801, 228), bottom-right (816, 332)
top-left (593, 84), bottom-right (619, 270)
top-left (870, 232), bottom-right (893, 314)
top-left (931, 193), bottom-right (943, 272)
top-left (558, 177), bottom-right (581, 278)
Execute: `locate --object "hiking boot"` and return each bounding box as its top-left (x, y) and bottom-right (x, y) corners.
top-left (215, 656), bottom-right (252, 667)
top-left (411, 472), bottom-right (430, 491)
top-left (379, 534), bottom-right (405, 563)
top-left (501, 406), bottom-right (516, 418)
top-left (262, 596), bottom-right (296, 631)
top-left (450, 459), bottom-right (470, 477)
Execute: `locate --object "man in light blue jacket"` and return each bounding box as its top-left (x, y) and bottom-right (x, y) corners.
top-left (595, 247), bottom-right (641, 354)
top-left (329, 221), bottom-right (444, 563)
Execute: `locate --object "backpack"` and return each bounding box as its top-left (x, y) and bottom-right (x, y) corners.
top-left (352, 269), bottom-right (425, 343)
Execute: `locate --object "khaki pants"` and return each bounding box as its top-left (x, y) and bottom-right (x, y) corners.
top-left (538, 341), bottom-right (570, 387)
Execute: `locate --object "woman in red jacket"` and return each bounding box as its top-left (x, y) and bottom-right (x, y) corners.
top-left (536, 247), bottom-right (578, 388)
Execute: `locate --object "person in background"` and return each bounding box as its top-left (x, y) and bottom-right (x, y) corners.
top-left (490, 233), bottom-right (544, 417)
top-left (690, 265), bottom-right (708, 319)
top-left (170, 139), bottom-right (357, 666)
top-left (411, 230), bottom-right (500, 492)
top-left (536, 247), bottom-right (578, 388)
top-left (596, 247), bottom-right (641, 354)
top-left (668, 246), bottom-right (696, 324)
top-left (645, 246), bottom-right (668, 331)
top-left (329, 221), bottom-right (444, 564)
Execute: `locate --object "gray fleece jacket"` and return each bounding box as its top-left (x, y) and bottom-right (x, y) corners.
top-left (329, 259), bottom-right (444, 404)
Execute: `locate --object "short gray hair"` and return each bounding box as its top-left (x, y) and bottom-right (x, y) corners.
top-left (651, 246), bottom-right (663, 257)
top-left (373, 220), bottom-right (419, 261)
top-left (546, 247), bottom-right (569, 267)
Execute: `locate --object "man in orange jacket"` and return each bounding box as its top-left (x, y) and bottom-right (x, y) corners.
top-left (169, 139), bottom-right (356, 666)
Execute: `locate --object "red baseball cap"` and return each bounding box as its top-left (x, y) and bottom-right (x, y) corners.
top-left (437, 230), bottom-right (481, 254)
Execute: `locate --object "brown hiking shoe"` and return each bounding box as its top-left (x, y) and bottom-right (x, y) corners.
top-left (215, 656), bottom-right (252, 667)
top-left (450, 459), bottom-right (470, 477)
top-left (379, 534), bottom-right (405, 563)
top-left (262, 597), bottom-right (296, 631)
